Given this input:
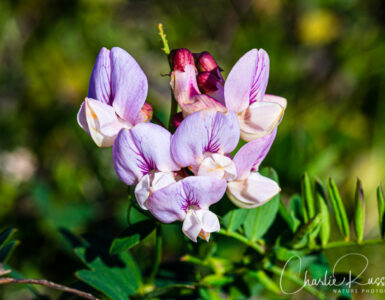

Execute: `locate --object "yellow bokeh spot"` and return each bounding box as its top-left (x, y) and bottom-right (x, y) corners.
top-left (298, 10), bottom-right (340, 46)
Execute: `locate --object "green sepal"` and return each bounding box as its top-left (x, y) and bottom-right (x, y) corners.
top-left (354, 178), bottom-right (365, 243)
top-left (377, 184), bottom-right (385, 238)
top-left (315, 179), bottom-right (330, 247)
top-left (301, 173), bottom-right (315, 220)
top-left (327, 178), bottom-right (350, 241)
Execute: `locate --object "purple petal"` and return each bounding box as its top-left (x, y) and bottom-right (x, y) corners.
top-left (113, 123), bottom-right (179, 185)
top-left (171, 110), bottom-right (240, 167)
top-left (233, 128), bottom-right (276, 179)
top-left (110, 47), bottom-right (148, 125)
top-left (88, 47), bottom-right (111, 104)
top-left (224, 49), bottom-right (269, 113)
top-left (146, 176), bottom-right (226, 223)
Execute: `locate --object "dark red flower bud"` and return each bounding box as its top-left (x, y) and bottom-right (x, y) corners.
top-left (197, 72), bottom-right (219, 93)
top-left (194, 51), bottom-right (220, 73)
top-left (172, 112), bottom-right (184, 129)
top-left (169, 48), bottom-right (196, 72)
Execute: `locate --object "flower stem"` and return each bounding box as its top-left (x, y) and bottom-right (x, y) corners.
top-left (168, 93), bottom-right (178, 131)
top-left (0, 277), bottom-right (99, 300)
top-left (216, 229), bottom-right (265, 254)
top-left (149, 225), bottom-right (163, 283)
top-left (158, 24), bottom-right (170, 55)
top-left (310, 239), bottom-right (385, 251)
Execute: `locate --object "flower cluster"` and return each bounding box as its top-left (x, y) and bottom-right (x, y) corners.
top-left (77, 47), bottom-right (287, 242)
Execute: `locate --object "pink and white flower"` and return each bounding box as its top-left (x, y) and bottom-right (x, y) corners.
top-left (224, 49), bottom-right (286, 142)
top-left (146, 176), bottom-right (227, 242)
top-left (77, 47), bottom-right (152, 147)
top-left (112, 123), bottom-right (179, 209)
top-left (171, 109), bottom-right (240, 181)
top-left (227, 129), bottom-right (281, 208)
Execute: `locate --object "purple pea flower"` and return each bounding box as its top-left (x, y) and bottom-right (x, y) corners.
top-left (112, 122), bottom-right (180, 209)
top-left (77, 47), bottom-right (152, 147)
top-left (146, 176), bottom-right (227, 242)
top-left (226, 129), bottom-right (280, 208)
top-left (171, 109), bottom-right (280, 208)
top-left (224, 49), bottom-right (286, 142)
top-left (171, 109), bottom-right (240, 181)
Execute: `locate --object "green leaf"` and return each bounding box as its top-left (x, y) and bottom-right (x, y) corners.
top-left (274, 246), bottom-right (311, 261)
top-left (127, 200), bottom-right (150, 225)
top-left (289, 194), bottom-right (306, 224)
top-left (0, 228), bottom-right (19, 263)
top-left (0, 228), bottom-right (17, 249)
top-left (327, 178), bottom-right (350, 241)
top-left (377, 185), bottom-right (385, 238)
top-left (200, 274), bottom-right (233, 286)
top-left (75, 246), bottom-right (142, 300)
top-left (248, 270), bottom-right (281, 294)
top-left (315, 180), bottom-right (330, 247)
top-left (0, 241), bottom-right (19, 263)
top-left (278, 200), bottom-right (300, 232)
top-left (222, 208), bottom-right (248, 232)
top-left (354, 178), bottom-right (365, 243)
top-left (243, 168), bottom-right (280, 242)
top-left (289, 214), bottom-right (322, 249)
top-left (109, 220), bottom-right (156, 255)
top-left (301, 173), bottom-right (315, 221)
top-left (142, 284), bottom-right (195, 299)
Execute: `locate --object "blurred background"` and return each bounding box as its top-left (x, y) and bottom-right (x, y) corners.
top-left (1, 0), bottom-right (385, 299)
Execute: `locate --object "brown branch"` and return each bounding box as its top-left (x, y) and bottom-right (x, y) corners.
top-left (0, 277), bottom-right (99, 300)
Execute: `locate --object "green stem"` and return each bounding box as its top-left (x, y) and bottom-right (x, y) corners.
top-left (168, 93), bottom-right (178, 131)
top-left (158, 24), bottom-right (170, 55)
top-left (149, 226), bottom-right (162, 283)
top-left (264, 263), bottom-right (326, 300)
top-left (216, 229), bottom-right (265, 254)
top-left (310, 239), bottom-right (385, 251)
top-left (156, 24), bottom-right (178, 131)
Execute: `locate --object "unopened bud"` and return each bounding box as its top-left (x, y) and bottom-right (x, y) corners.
top-left (197, 72), bottom-right (220, 94)
top-left (197, 72), bottom-right (225, 104)
top-left (194, 51), bottom-right (219, 73)
top-left (172, 112), bottom-right (184, 129)
top-left (169, 48), bottom-right (196, 72)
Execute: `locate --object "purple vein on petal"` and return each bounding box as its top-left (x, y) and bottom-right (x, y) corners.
top-left (180, 181), bottom-right (200, 212)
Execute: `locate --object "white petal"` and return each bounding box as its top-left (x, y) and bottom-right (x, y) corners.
top-left (196, 210), bottom-right (220, 241)
top-left (226, 171), bottom-right (280, 208)
top-left (238, 101), bottom-right (284, 142)
top-left (197, 153), bottom-right (237, 181)
top-left (77, 101), bottom-right (90, 135)
top-left (134, 171), bottom-right (176, 210)
top-left (85, 98), bottom-right (127, 147)
top-left (182, 210), bottom-right (202, 242)
top-left (263, 94), bottom-right (287, 110)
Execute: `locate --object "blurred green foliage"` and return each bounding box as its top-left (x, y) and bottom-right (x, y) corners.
top-left (1, 0), bottom-right (385, 298)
